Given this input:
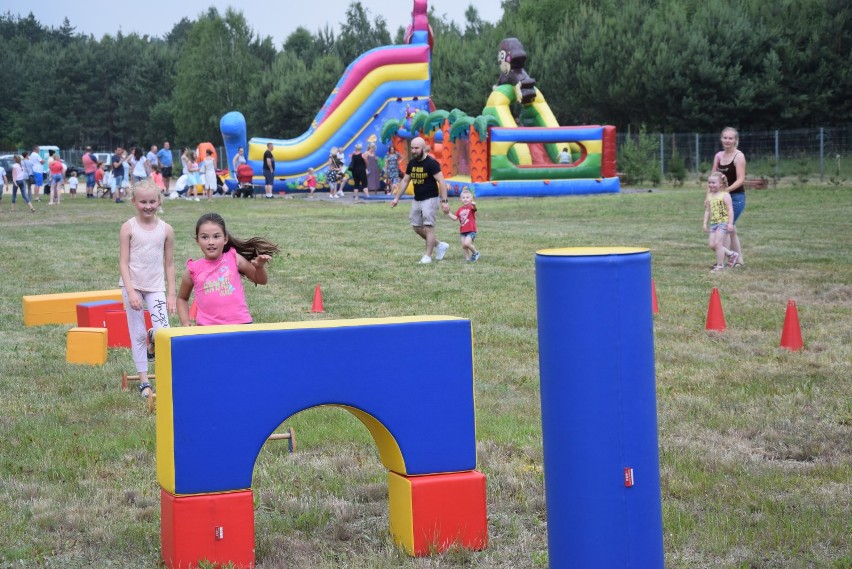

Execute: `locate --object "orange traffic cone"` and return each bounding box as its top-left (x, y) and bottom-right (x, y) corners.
top-left (780, 299), bottom-right (803, 351)
top-left (311, 284), bottom-right (324, 313)
top-left (651, 278), bottom-right (660, 315)
top-left (705, 287), bottom-right (726, 331)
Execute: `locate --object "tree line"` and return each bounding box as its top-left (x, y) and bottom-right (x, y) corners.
top-left (1, 0), bottom-right (849, 151)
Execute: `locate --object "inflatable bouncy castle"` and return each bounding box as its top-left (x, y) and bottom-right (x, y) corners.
top-left (220, 0), bottom-right (618, 197)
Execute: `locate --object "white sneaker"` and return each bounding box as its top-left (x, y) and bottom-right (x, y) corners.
top-left (435, 242), bottom-right (449, 260)
top-left (418, 255), bottom-right (432, 264)
top-left (337, 191), bottom-right (344, 197)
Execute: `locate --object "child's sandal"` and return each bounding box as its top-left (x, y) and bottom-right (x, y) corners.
top-left (146, 328), bottom-right (155, 362)
top-left (140, 382), bottom-right (153, 398)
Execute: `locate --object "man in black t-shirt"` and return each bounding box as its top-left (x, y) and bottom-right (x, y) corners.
top-left (262, 142), bottom-right (275, 199)
top-left (390, 137), bottom-right (450, 264)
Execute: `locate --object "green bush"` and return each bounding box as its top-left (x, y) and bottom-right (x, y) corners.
top-left (619, 125), bottom-right (660, 186)
top-left (667, 153), bottom-right (687, 186)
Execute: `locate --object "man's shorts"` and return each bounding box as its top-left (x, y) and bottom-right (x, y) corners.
top-left (410, 196), bottom-right (440, 227)
top-left (32, 172), bottom-right (43, 186)
top-left (86, 172), bottom-right (96, 187)
top-left (111, 174), bottom-right (124, 191)
top-left (263, 170), bottom-right (274, 185)
top-left (161, 166), bottom-right (172, 178)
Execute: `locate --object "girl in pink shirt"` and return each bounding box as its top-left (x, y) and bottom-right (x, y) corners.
top-left (177, 213), bottom-right (279, 326)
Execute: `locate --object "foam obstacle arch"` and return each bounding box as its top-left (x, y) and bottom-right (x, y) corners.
top-left (155, 316), bottom-right (487, 568)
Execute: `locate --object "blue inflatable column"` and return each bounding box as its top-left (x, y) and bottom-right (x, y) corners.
top-left (220, 112), bottom-right (247, 180)
top-left (535, 247), bottom-right (664, 568)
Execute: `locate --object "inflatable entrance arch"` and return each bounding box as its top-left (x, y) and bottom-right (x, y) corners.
top-left (155, 316), bottom-right (487, 568)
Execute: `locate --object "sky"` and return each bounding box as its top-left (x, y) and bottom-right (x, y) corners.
top-left (3, 0), bottom-right (505, 47)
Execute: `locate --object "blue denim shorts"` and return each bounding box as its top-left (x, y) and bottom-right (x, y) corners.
top-left (461, 231), bottom-right (477, 240)
top-left (710, 223), bottom-right (729, 234)
top-left (730, 191), bottom-right (746, 223)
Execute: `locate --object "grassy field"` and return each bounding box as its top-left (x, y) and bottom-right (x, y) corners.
top-left (0, 184), bottom-right (850, 568)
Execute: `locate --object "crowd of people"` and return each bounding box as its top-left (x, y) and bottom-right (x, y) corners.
top-left (3, 128), bottom-right (746, 273)
top-left (0, 128), bottom-right (752, 403)
top-left (0, 140), bottom-right (409, 209)
top-left (0, 141), bottom-right (230, 207)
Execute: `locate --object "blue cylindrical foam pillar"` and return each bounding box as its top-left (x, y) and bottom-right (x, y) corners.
top-left (535, 247), bottom-right (664, 568)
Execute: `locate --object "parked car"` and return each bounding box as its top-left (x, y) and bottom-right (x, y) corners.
top-left (93, 152), bottom-right (113, 169)
top-left (0, 154), bottom-right (13, 182)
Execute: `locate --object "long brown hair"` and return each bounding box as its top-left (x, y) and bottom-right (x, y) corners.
top-left (194, 213), bottom-right (280, 261)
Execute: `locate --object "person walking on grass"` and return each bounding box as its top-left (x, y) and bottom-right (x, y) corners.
top-left (365, 142), bottom-right (381, 196)
top-left (132, 147), bottom-right (150, 183)
top-left (306, 167), bottom-right (317, 198)
top-left (201, 148), bottom-right (217, 201)
top-left (158, 141), bottom-right (174, 195)
top-left (384, 145), bottom-right (400, 194)
top-left (48, 152), bottom-right (65, 205)
top-left (349, 143), bottom-right (368, 201)
top-left (263, 142), bottom-right (276, 199)
top-left (11, 155), bottom-right (35, 212)
top-left (29, 145), bottom-right (44, 202)
top-left (111, 146), bottom-right (126, 203)
top-left (176, 213), bottom-right (279, 326)
top-left (703, 172), bottom-right (738, 273)
top-left (390, 137), bottom-right (450, 264)
top-left (82, 146), bottom-right (98, 198)
top-left (118, 180), bottom-right (176, 399)
top-left (713, 126), bottom-right (746, 267)
top-left (445, 188), bottom-right (480, 262)
top-left (67, 169), bottom-right (79, 198)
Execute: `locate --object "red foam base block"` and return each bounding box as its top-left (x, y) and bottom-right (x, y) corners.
top-left (105, 309), bottom-right (152, 348)
top-left (389, 470), bottom-right (488, 556)
top-left (161, 489), bottom-right (255, 569)
top-left (76, 300), bottom-right (123, 327)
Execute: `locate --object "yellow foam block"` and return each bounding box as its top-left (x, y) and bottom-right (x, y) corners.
top-left (66, 327), bottom-right (108, 365)
top-left (23, 289), bottom-right (123, 326)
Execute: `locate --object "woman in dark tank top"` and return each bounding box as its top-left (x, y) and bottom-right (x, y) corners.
top-left (712, 127), bottom-right (746, 267)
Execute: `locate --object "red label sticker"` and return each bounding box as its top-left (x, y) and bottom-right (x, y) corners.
top-left (624, 468), bottom-right (634, 487)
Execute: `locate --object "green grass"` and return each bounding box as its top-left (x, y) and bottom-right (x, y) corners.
top-left (0, 186), bottom-right (850, 568)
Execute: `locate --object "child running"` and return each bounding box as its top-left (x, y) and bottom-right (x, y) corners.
top-left (306, 167), bottom-right (317, 198)
top-left (201, 149), bottom-right (217, 201)
top-left (445, 188), bottom-right (480, 262)
top-left (118, 180), bottom-right (176, 398)
top-left (67, 169), bottom-right (79, 198)
top-left (177, 213), bottom-right (280, 326)
top-left (703, 172), bottom-right (739, 273)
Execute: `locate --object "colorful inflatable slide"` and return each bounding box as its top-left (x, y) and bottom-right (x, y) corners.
top-left (220, 5), bottom-right (433, 193)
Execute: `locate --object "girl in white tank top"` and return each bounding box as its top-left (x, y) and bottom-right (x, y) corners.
top-left (118, 180), bottom-right (177, 399)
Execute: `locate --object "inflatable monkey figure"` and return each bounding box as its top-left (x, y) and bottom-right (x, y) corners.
top-left (495, 38), bottom-right (537, 104)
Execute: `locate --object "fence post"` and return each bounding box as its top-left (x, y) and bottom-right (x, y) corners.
top-left (819, 127), bottom-right (824, 182)
top-left (659, 133), bottom-right (664, 182)
top-left (775, 130), bottom-right (780, 178)
top-left (695, 133), bottom-right (699, 176)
